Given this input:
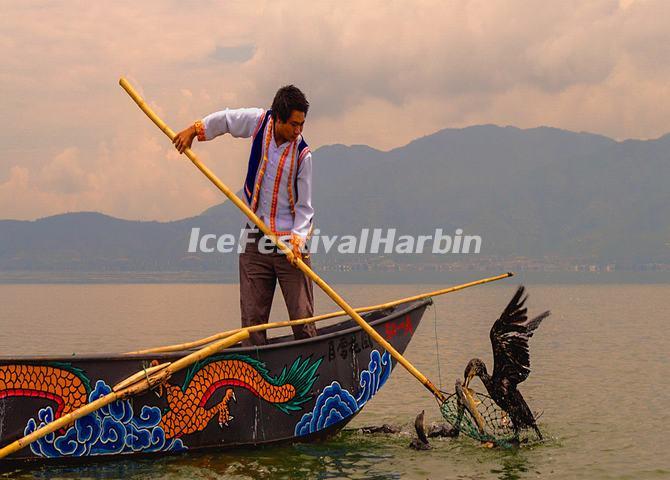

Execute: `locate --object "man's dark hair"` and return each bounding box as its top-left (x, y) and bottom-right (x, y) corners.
top-left (271, 85), bottom-right (309, 122)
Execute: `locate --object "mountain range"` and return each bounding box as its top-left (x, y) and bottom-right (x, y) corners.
top-left (2, 125), bottom-right (669, 273)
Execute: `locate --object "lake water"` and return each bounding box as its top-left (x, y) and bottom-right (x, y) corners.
top-left (0, 282), bottom-right (669, 479)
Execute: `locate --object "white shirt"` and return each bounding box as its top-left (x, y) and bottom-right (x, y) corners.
top-left (199, 108), bottom-right (314, 241)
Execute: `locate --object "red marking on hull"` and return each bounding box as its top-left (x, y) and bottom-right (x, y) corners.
top-left (384, 314), bottom-right (414, 340)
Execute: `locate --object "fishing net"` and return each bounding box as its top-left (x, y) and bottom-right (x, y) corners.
top-left (439, 389), bottom-right (518, 445)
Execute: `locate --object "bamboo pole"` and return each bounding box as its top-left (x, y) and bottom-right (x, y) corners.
top-left (0, 330), bottom-right (249, 461)
top-left (119, 78), bottom-right (448, 403)
top-left (126, 272), bottom-right (513, 355)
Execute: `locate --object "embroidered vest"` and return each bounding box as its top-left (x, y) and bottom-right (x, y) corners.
top-left (243, 110), bottom-right (310, 218)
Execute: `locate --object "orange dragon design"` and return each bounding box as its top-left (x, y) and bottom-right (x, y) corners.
top-left (0, 354), bottom-right (321, 443)
top-left (0, 364), bottom-right (90, 419)
top-left (159, 354), bottom-right (322, 438)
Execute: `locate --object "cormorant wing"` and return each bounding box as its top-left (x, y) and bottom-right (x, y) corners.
top-left (490, 286), bottom-right (550, 387)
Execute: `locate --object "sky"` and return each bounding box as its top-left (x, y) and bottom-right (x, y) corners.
top-left (1, 0), bottom-right (669, 221)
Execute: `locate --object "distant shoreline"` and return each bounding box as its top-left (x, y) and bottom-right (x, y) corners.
top-left (2, 271), bottom-right (669, 285)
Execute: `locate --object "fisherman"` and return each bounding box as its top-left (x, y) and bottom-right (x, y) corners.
top-left (173, 86), bottom-right (316, 346)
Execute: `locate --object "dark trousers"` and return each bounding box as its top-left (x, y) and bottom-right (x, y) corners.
top-left (239, 230), bottom-right (316, 346)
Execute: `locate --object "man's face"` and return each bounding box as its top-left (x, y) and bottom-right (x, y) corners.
top-left (275, 110), bottom-right (306, 144)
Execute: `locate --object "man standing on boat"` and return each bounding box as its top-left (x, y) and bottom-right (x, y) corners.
top-left (172, 86), bottom-right (316, 346)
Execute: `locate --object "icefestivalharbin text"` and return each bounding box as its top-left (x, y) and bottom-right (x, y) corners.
top-left (187, 228), bottom-right (482, 255)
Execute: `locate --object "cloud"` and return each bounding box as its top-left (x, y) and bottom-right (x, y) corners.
top-left (39, 148), bottom-right (96, 195)
top-left (0, 138), bottom-right (239, 221)
top-left (210, 45), bottom-right (256, 64)
top-left (2, 0), bottom-right (670, 220)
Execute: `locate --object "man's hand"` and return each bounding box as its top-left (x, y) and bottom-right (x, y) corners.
top-left (173, 125), bottom-right (197, 154)
top-left (289, 234), bottom-right (305, 267)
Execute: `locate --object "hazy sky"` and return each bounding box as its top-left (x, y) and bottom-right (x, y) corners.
top-left (2, 0), bottom-right (669, 221)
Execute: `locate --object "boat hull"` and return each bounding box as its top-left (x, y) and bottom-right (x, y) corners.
top-left (0, 299), bottom-right (430, 464)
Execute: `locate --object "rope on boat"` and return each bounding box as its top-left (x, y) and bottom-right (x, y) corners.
top-left (432, 302), bottom-right (443, 390)
top-left (142, 363), bottom-right (162, 397)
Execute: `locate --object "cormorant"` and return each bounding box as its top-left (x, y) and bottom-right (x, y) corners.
top-left (359, 424), bottom-right (401, 434)
top-left (463, 285), bottom-right (550, 440)
top-left (428, 423), bottom-right (460, 438)
top-left (409, 410), bottom-right (431, 450)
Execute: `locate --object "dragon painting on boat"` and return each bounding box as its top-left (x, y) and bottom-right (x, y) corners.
top-left (0, 301), bottom-right (427, 464)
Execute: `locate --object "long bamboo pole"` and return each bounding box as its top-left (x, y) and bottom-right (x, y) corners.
top-left (119, 78), bottom-right (447, 402)
top-left (126, 272), bottom-right (513, 355)
top-left (0, 330), bottom-right (249, 461)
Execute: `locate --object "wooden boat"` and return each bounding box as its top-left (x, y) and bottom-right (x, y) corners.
top-left (0, 298), bottom-right (431, 465)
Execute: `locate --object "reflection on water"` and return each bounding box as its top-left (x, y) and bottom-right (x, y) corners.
top-left (489, 450), bottom-right (532, 480)
top-left (4, 431), bottom-right (544, 480)
top-left (1, 283), bottom-right (670, 479)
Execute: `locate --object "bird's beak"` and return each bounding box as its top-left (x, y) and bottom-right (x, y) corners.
top-left (464, 372), bottom-right (473, 388)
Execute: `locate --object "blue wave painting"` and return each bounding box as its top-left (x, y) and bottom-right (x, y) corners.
top-left (295, 350), bottom-right (391, 436)
top-left (24, 380), bottom-right (186, 457)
